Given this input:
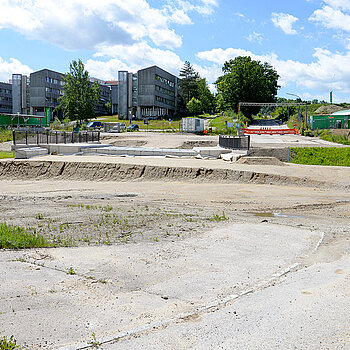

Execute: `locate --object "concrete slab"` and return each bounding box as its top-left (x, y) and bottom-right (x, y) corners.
top-left (108, 258), bottom-right (350, 350)
top-left (1, 223), bottom-right (320, 349)
top-left (15, 147), bottom-right (48, 159)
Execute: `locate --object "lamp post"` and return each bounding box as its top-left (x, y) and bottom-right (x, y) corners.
top-left (286, 93), bottom-right (307, 129)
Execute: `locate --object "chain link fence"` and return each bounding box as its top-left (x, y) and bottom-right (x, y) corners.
top-left (13, 130), bottom-right (100, 145)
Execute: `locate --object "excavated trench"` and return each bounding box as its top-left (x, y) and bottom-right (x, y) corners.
top-left (0, 159), bottom-right (329, 188)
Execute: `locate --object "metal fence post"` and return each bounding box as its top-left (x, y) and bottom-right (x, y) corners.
top-left (25, 131), bottom-right (28, 145)
top-left (13, 130), bottom-right (16, 145)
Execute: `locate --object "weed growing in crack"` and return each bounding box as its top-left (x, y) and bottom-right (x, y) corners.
top-left (208, 211), bottom-right (229, 222)
top-left (89, 332), bottom-right (101, 348)
top-left (35, 213), bottom-right (44, 220)
top-left (66, 267), bottom-right (76, 275)
top-left (0, 335), bottom-right (19, 349)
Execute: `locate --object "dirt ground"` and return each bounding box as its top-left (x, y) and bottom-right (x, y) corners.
top-left (0, 179), bottom-right (349, 248)
top-left (1, 132), bottom-right (350, 349)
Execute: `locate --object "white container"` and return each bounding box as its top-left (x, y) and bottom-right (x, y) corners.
top-left (182, 118), bottom-right (204, 133)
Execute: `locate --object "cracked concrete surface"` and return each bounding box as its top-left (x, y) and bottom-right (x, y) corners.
top-left (1, 168), bottom-right (350, 349)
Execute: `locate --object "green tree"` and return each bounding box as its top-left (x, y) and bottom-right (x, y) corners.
top-left (187, 97), bottom-right (202, 115)
top-left (59, 59), bottom-right (100, 123)
top-left (197, 78), bottom-right (215, 113)
top-left (216, 56), bottom-right (280, 120)
top-left (179, 61), bottom-right (200, 105)
top-left (105, 100), bottom-right (112, 115)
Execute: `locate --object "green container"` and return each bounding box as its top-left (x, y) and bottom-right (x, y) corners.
top-left (310, 115), bottom-right (349, 130)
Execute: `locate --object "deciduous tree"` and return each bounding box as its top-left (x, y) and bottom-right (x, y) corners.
top-left (216, 56), bottom-right (280, 120)
top-left (59, 59), bottom-right (100, 123)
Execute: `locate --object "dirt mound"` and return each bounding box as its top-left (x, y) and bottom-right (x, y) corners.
top-left (179, 141), bottom-right (218, 149)
top-left (314, 105), bottom-right (346, 115)
top-left (236, 157), bottom-right (285, 166)
top-left (0, 159), bottom-right (327, 188)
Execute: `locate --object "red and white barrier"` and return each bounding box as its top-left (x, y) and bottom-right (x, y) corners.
top-left (244, 127), bottom-right (299, 135)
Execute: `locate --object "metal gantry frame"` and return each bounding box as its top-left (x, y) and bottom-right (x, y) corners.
top-left (238, 101), bottom-right (308, 129)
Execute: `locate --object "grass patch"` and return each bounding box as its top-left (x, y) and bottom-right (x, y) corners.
top-left (0, 151), bottom-right (13, 159)
top-left (0, 129), bottom-right (13, 143)
top-left (0, 335), bottom-right (19, 350)
top-left (321, 134), bottom-right (350, 145)
top-left (208, 115), bottom-right (237, 135)
top-left (0, 223), bottom-right (52, 249)
top-left (290, 147), bottom-right (350, 166)
top-left (94, 115), bottom-right (181, 131)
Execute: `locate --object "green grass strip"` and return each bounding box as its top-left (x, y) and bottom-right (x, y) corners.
top-left (321, 134), bottom-right (350, 145)
top-left (290, 147), bottom-right (350, 166)
top-left (0, 151), bottom-right (13, 159)
top-left (0, 223), bottom-right (51, 249)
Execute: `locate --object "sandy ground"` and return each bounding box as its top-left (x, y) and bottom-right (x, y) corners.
top-left (1, 132), bottom-right (350, 349)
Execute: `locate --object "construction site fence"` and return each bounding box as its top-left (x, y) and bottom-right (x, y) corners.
top-left (219, 135), bottom-right (250, 150)
top-left (244, 128), bottom-right (299, 135)
top-left (13, 130), bottom-right (100, 145)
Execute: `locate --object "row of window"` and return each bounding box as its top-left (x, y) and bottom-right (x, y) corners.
top-left (0, 96), bottom-right (12, 102)
top-left (45, 97), bottom-right (58, 104)
top-left (45, 87), bottom-right (63, 95)
top-left (155, 75), bottom-right (175, 88)
top-left (0, 104), bottom-right (11, 110)
top-left (0, 88), bottom-right (11, 94)
top-left (141, 107), bottom-right (170, 116)
top-left (46, 77), bottom-right (64, 86)
top-left (156, 95), bottom-right (175, 107)
top-left (155, 85), bottom-right (175, 97)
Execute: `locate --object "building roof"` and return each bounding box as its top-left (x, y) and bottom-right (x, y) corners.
top-left (331, 109), bottom-right (350, 116)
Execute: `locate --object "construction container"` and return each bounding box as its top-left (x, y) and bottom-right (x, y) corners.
top-left (182, 118), bottom-right (204, 133)
top-left (0, 113), bottom-right (50, 128)
top-left (310, 115), bottom-right (349, 130)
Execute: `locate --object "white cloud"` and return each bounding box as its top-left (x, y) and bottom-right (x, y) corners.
top-left (87, 42), bottom-right (184, 79)
top-left (0, 0), bottom-right (188, 50)
top-left (196, 46), bottom-right (350, 95)
top-left (246, 32), bottom-right (263, 44)
top-left (310, 4), bottom-right (350, 32)
top-left (271, 12), bottom-right (298, 35)
top-left (0, 57), bottom-right (32, 82)
top-left (0, 0), bottom-right (218, 51)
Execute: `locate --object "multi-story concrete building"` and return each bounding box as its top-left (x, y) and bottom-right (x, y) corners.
top-left (115, 66), bottom-right (178, 120)
top-left (90, 78), bottom-right (112, 116)
top-left (29, 69), bottom-right (64, 120)
top-left (0, 82), bottom-right (13, 114)
top-left (105, 81), bottom-right (119, 115)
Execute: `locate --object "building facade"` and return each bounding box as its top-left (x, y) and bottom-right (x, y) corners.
top-left (12, 74), bottom-right (30, 114)
top-left (0, 82), bottom-right (13, 114)
top-left (30, 69), bottom-right (64, 120)
top-left (138, 66), bottom-right (177, 119)
top-left (115, 66), bottom-right (178, 120)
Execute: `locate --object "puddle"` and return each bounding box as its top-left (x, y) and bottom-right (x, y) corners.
top-left (248, 212), bottom-right (303, 218)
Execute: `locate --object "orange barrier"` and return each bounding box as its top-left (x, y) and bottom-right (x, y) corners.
top-left (244, 127), bottom-right (299, 135)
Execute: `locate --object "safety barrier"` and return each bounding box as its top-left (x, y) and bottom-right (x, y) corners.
top-left (13, 130), bottom-right (100, 145)
top-left (219, 135), bottom-right (250, 150)
top-left (244, 128), bottom-right (299, 135)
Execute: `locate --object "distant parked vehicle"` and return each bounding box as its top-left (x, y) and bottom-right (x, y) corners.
top-left (86, 121), bottom-right (102, 129)
top-left (126, 124), bottom-right (139, 131)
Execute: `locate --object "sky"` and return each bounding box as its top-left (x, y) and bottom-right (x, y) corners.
top-left (1, 0), bottom-right (350, 102)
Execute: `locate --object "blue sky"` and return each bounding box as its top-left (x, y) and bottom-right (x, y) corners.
top-left (1, 0), bottom-right (350, 102)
